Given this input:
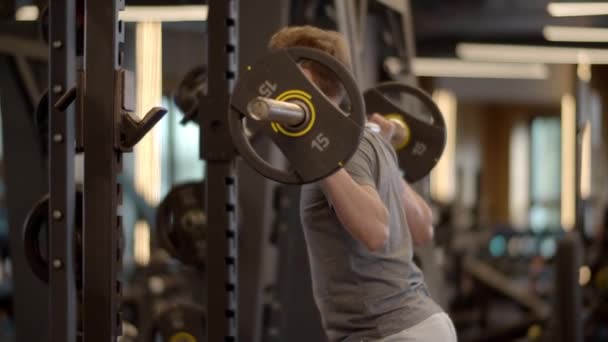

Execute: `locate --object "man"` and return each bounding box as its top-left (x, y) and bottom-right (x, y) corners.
top-left (269, 26), bottom-right (457, 342)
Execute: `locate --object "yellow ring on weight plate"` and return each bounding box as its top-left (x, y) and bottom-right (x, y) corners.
top-left (270, 90), bottom-right (316, 137)
top-left (169, 332), bottom-right (197, 342)
top-left (384, 113), bottom-right (410, 150)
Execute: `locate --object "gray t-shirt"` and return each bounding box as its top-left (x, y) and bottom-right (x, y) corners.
top-left (300, 129), bottom-right (442, 342)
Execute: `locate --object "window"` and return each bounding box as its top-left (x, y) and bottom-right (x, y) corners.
top-left (529, 117), bottom-right (561, 232)
top-left (160, 96), bottom-right (204, 192)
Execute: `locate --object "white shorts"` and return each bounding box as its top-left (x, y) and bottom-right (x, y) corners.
top-left (373, 312), bottom-right (457, 342)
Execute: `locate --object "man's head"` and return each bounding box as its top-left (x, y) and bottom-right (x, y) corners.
top-left (268, 26), bottom-right (352, 103)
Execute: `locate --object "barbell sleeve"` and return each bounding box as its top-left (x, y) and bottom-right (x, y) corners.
top-left (247, 97), bottom-right (306, 126)
top-left (389, 117), bottom-right (410, 149)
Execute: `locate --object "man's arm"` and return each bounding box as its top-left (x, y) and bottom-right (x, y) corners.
top-left (401, 179), bottom-right (434, 246)
top-left (368, 113), bottom-right (435, 246)
top-left (321, 170), bottom-right (389, 251)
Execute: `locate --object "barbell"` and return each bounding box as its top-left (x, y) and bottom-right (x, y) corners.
top-left (228, 47), bottom-right (447, 185)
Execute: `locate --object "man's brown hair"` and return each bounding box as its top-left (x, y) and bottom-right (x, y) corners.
top-left (268, 26), bottom-right (352, 99)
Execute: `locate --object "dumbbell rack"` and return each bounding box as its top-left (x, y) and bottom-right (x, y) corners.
top-left (200, 0), bottom-right (240, 341)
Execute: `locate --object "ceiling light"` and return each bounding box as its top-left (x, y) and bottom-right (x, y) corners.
top-left (457, 43), bottom-right (608, 64)
top-left (376, 0), bottom-right (405, 13)
top-left (547, 2), bottom-right (608, 17)
top-left (430, 89), bottom-right (457, 204)
top-left (15, 5), bottom-right (39, 21)
top-left (580, 121), bottom-right (591, 200)
top-left (413, 58), bottom-right (549, 79)
top-left (561, 93), bottom-right (576, 232)
top-left (119, 5), bottom-right (208, 22)
top-left (544, 26), bottom-right (608, 42)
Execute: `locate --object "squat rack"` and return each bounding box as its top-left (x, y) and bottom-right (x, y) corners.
top-left (45, 0), bottom-right (166, 340)
top-left (44, 0), bottom-right (241, 340)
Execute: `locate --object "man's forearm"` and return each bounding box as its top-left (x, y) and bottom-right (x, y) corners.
top-left (401, 180), bottom-right (434, 245)
top-left (321, 169), bottom-right (389, 251)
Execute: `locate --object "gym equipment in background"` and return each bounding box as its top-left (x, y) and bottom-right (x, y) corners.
top-left (156, 182), bottom-right (207, 267)
top-left (173, 66), bottom-right (207, 125)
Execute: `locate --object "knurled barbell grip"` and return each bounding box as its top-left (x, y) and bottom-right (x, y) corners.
top-left (247, 97), bottom-right (306, 127)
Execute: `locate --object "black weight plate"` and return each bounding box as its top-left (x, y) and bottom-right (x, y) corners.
top-left (156, 182), bottom-right (206, 266)
top-left (40, 6), bottom-right (49, 44)
top-left (22, 190), bottom-right (83, 284)
top-left (364, 82), bottom-right (447, 183)
top-left (22, 194), bottom-right (50, 283)
top-left (174, 66), bottom-right (207, 125)
top-left (229, 47), bottom-right (365, 184)
top-left (35, 89), bottom-right (49, 155)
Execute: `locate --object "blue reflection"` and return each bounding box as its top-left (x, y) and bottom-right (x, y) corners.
top-left (489, 235), bottom-right (507, 257)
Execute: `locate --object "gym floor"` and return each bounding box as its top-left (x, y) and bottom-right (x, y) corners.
top-left (0, 1), bottom-right (607, 342)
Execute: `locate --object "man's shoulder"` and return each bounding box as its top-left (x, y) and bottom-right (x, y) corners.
top-left (360, 128), bottom-right (400, 173)
top-left (358, 129), bottom-right (380, 152)
top-left (360, 129), bottom-right (394, 156)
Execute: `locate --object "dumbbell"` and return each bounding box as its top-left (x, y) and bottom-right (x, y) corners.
top-left (145, 302), bottom-right (206, 342)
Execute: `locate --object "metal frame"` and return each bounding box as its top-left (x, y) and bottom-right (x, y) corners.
top-left (334, 0), bottom-right (419, 85)
top-left (0, 49), bottom-right (49, 342)
top-left (48, 1), bottom-right (78, 341)
top-left (0, 34), bottom-right (49, 60)
top-left (236, 2), bottom-right (289, 339)
top-left (399, 0), bottom-right (416, 75)
top-left (14, 55), bottom-right (41, 107)
top-left (272, 185), bottom-right (326, 342)
top-left (200, 0), bottom-right (239, 340)
top-left (334, 0), bottom-right (366, 84)
top-left (554, 233), bottom-right (583, 342)
top-left (0, 35), bottom-right (47, 107)
top-left (82, 0), bottom-right (124, 340)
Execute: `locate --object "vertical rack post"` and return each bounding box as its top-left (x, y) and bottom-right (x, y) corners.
top-left (400, 0), bottom-right (417, 79)
top-left (82, 0), bottom-right (125, 340)
top-left (555, 233), bottom-right (583, 342)
top-left (201, 0), bottom-right (240, 341)
top-left (48, 0), bottom-right (78, 341)
top-left (334, 0), bottom-right (365, 84)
